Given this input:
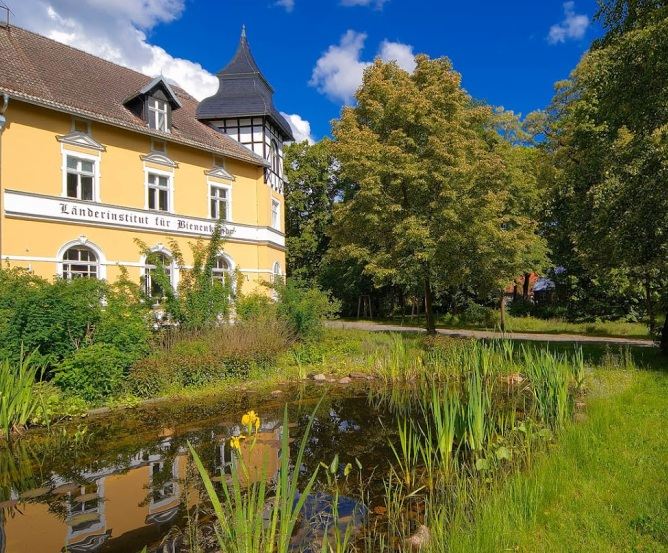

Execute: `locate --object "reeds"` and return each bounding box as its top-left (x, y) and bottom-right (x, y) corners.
top-left (188, 401), bottom-right (323, 553)
top-left (0, 352), bottom-right (46, 439)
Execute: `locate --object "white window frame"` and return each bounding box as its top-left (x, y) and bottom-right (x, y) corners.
top-left (142, 249), bottom-right (176, 300)
top-left (209, 182), bottom-right (232, 221)
top-left (61, 148), bottom-right (100, 202)
top-left (56, 239), bottom-right (107, 280)
top-left (144, 167), bottom-right (174, 213)
top-left (271, 198), bottom-right (281, 231)
top-left (148, 97), bottom-right (169, 132)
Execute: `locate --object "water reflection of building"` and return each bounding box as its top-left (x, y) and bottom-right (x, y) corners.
top-left (0, 423), bottom-right (283, 553)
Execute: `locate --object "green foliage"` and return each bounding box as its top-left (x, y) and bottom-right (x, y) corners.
top-left (188, 400), bottom-right (323, 553)
top-left (274, 278), bottom-right (340, 340)
top-left (459, 301), bottom-right (499, 327)
top-left (544, 6), bottom-right (668, 348)
top-left (128, 319), bottom-right (290, 397)
top-left (135, 218), bottom-right (235, 330)
top-left (0, 268), bottom-right (105, 367)
top-left (330, 56), bottom-right (547, 331)
top-left (95, 268), bottom-right (152, 360)
top-left (0, 352), bottom-right (46, 439)
top-left (284, 139), bottom-right (351, 283)
top-left (53, 343), bottom-right (132, 402)
top-left (235, 292), bottom-right (275, 322)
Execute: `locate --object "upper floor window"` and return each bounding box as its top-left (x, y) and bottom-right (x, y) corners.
top-left (62, 246), bottom-right (98, 279)
top-left (147, 172), bottom-right (170, 212)
top-left (269, 139), bottom-right (280, 175)
top-left (148, 97), bottom-right (169, 132)
top-left (66, 156), bottom-right (95, 201)
top-left (271, 199), bottom-right (280, 230)
top-left (210, 185), bottom-right (230, 221)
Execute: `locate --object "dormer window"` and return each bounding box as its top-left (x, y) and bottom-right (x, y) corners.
top-left (148, 97), bottom-right (169, 132)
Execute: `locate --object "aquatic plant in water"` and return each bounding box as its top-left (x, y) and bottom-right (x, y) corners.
top-left (0, 352), bottom-right (47, 439)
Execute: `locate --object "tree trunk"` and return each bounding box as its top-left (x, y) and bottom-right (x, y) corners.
top-left (660, 311), bottom-right (668, 355)
top-left (499, 294), bottom-right (507, 333)
top-left (643, 272), bottom-right (656, 335)
top-left (522, 272), bottom-right (531, 299)
top-left (424, 276), bottom-right (436, 334)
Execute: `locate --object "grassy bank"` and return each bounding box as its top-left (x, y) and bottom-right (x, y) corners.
top-left (442, 366), bottom-right (668, 552)
top-left (353, 315), bottom-right (653, 339)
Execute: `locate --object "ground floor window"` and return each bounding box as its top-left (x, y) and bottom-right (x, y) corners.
top-left (62, 246), bottom-right (98, 279)
top-left (145, 251), bottom-right (173, 299)
top-left (212, 255), bottom-right (231, 285)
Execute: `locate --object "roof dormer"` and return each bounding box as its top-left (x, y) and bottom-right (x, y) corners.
top-left (124, 76), bottom-right (182, 133)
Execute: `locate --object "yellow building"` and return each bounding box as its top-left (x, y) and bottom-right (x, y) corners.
top-left (0, 24), bottom-right (294, 294)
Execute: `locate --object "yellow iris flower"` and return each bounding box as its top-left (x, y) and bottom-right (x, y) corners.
top-left (241, 410), bottom-right (260, 431)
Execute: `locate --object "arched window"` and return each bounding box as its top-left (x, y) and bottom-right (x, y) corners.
top-left (145, 251), bottom-right (173, 299)
top-left (212, 255), bottom-right (231, 285)
top-left (270, 139), bottom-right (280, 175)
top-left (272, 262), bottom-right (282, 284)
top-left (62, 246), bottom-right (98, 279)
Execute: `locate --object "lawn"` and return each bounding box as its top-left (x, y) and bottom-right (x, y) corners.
top-left (356, 314), bottom-right (653, 339)
top-left (444, 353), bottom-right (668, 552)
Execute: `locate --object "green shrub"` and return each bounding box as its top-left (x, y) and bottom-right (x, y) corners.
top-left (274, 279), bottom-right (340, 340)
top-left (236, 292), bottom-right (276, 322)
top-left (458, 301), bottom-right (499, 328)
top-left (0, 269), bottom-right (106, 367)
top-left (128, 318), bottom-right (290, 397)
top-left (53, 344), bottom-right (132, 401)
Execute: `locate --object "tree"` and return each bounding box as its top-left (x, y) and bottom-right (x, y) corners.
top-left (545, 5), bottom-right (668, 351)
top-left (283, 139), bottom-right (349, 283)
top-left (330, 56), bottom-right (547, 333)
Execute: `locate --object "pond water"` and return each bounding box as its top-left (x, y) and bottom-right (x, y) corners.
top-left (0, 381), bottom-right (401, 553)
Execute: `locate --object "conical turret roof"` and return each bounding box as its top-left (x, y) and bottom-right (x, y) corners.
top-left (197, 28), bottom-right (294, 141)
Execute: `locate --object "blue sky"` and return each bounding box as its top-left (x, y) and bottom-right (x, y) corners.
top-left (12, 0), bottom-right (601, 142)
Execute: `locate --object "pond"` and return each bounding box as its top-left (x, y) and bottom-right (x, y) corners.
top-left (1, 338), bottom-right (581, 553)
top-left (0, 381), bottom-right (401, 553)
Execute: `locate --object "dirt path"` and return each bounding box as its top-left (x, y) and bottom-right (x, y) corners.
top-left (327, 320), bottom-right (656, 347)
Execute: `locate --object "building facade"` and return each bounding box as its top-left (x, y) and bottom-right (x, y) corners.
top-left (0, 25), bottom-right (293, 294)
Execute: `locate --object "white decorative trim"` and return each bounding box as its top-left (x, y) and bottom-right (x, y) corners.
top-left (3, 190), bottom-right (286, 248)
top-left (56, 236), bottom-right (108, 279)
top-left (271, 197), bottom-right (281, 232)
top-left (205, 166), bottom-right (235, 181)
top-left (57, 131), bottom-right (105, 152)
top-left (140, 152), bottom-right (178, 168)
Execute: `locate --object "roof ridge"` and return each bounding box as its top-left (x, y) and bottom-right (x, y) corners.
top-left (3, 24), bottom-right (197, 101)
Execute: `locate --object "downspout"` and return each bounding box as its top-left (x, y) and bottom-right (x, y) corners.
top-left (0, 93), bottom-right (9, 263)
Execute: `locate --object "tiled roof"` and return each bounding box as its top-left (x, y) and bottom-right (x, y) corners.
top-left (0, 25), bottom-right (269, 167)
top-left (196, 32), bottom-right (294, 141)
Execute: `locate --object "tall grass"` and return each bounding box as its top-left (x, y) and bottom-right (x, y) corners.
top-left (0, 353), bottom-right (46, 439)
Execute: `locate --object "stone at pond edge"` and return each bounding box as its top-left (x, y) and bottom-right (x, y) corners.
top-left (405, 525), bottom-right (430, 551)
top-left (270, 390), bottom-right (283, 397)
top-left (499, 372), bottom-right (524, 386)
top-left (311, 373), bottom-right (327, 382)
top-left (338, 377), bottom-right (352, 385)
top-left (349, 371), bottom-right (373, 380)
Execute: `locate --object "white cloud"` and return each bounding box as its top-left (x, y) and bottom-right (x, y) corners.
top-left (281, 112), bottom-right (315, 144)
top-left (310, 30), bottom-right (371, 104)
top-left (310, 30), bottom-right (416, 104)
top-left (378, 40), bottom-right (417, 73)
top-left (10, 0), bottom-right (218, 100)
top-left (340, 0), bottom-right (389, 8)
top-left (275, 0), bottom-right (295, 12)
top-left (547, 2), bottom-right (590, 44)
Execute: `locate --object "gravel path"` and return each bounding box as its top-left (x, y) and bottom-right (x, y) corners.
top-left (326, 320), bottom-right (655, 348)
